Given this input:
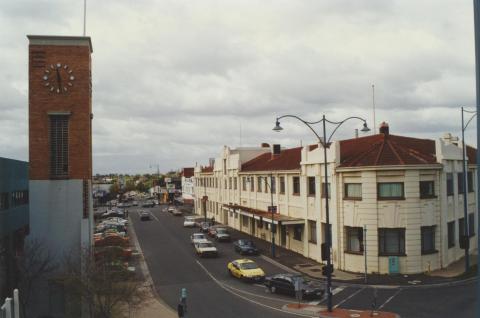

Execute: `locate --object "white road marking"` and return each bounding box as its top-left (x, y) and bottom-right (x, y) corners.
top-left (333, 287), bottom-right (365, 309)
top-left (378, 289), bottom-right (402, 310)
top-left (196, 260), bottom-right (317, 317)
top-left (332, 287), bottom-right (345, 295)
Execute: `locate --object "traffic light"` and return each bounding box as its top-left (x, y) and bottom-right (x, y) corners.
top-left (322, 264), bottom-right (334, 276)
top-left (321, 243), bottom-right (329, 261)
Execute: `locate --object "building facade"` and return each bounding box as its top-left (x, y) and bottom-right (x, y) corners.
top-left (0, 158), bottom-right (29, 301)
top-left (194, 125), bottom-right (478, 274)
top-left (181, 168), bottom-right (195, 205)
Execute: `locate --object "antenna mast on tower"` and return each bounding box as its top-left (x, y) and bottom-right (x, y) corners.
top-left (372, 84), bottom-right (376, 134)
top-left (83, 0), bottom-right (87, 36)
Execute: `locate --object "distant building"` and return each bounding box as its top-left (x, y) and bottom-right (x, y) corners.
top-left (181, 167), bottom-right (195, 205)
top-left (194, 124), bottom-right (478, 274)
top-left (0, 158), bottom-right (29, 301)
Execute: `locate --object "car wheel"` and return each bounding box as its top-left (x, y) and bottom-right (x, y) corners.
top-left (269, 286), bottom-right (276, 294)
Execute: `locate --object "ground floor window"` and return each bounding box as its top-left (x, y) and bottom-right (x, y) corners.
top-left (378, 228), bottom-right (405, 256)
top-left (345, 226), bottom-right (363, 254)
top-left (308, 220), bottom-right (317, 244)
top-left (293, 225), bottom-right (303, 241)
top-left (421, 226), bottom-right (436, 254)
top-left (241, 215), bottom-right (249, 227)
top-left (447, 221), bottom-right (455, 248)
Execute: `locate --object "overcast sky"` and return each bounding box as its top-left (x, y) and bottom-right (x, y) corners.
top-left (0, 0), bottom-right (478, 174)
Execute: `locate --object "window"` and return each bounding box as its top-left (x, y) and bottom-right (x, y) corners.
top-left (446, 173), bottom-right (453, 196)
top-left (458, 173), bottom-right (464, 194)
top-left (257, 177), bottom-right (262, 192)
top-left (378, 183), bottom-right (404, 199)
top-left (308, 177), bottom-right (316, 196)
top-left (468, 171), bottom-right (474, 193)
top-left (459, 218), bottom-right (466, 239)
top-left (308, 220), bottom-right (317, 244)
top-left (0, 193), bottom-right (9, 210)
top-left (234, 177), bottom-right (237, 190)
top-left (11, 190), bottom-right (29, 207)
top-left (345, 227), bottom-right (364, 254)
top-left (49, 115), bottom-right (69, 178)
top-left (264, 177), bottom-right (269, 193)
top-left (469, 213), bottom-right (475, 236)
top-left (242, 177), bottom-right (247, 191)
top-left (241, 215), bottom-right (249, 227)
top-left (223, 159), bottom-right (226, 174)
top-left (250, 177), bottom-right (254, 192)
top-left (280, 176), bottom-right (285, 194)
top-left (292, 177), bottom-right (300, 195)
top-left (321, 183), bottom-right (331, 198)
top-left (224, 178), bottom-right (227, 189)
top-left (421, 226), bottom-right (436, 254)
top-left (420, 181), bottom-right (435, 198)
top-left (378, 228), bottom-right (405, 256)
top-left (344, 183), bottom-right (362, 200)
top-left (229, 177), bottom-right (232, 189)
top-left (271, 176), bottom-right (276, 194)
top-left (293, 225), bottom-right (303, 241)
top-left (447, 221), bottom-right (455, 248)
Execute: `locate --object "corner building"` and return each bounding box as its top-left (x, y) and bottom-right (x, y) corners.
top-left (28, 35), bottom-right (94, 262)
top-left (194, 124), bottom-right (478, 274)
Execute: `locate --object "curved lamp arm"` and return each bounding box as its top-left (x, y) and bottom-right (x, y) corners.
top-left (276, 114), bottom-right (323, 141)
top-left (326, 116), bottom-right (369, 144)
top-left (464, 113), bottom-right (477, 131)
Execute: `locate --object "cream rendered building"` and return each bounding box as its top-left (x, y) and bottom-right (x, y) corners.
top-left (194, 124), bottom-right (478, 274)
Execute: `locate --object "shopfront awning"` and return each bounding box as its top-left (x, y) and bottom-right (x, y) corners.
top-left (223, 204), bottom-right (304, 225)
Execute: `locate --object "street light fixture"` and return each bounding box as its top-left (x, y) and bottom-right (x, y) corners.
top-left (461, 107), bottom-right (477, 272)
top-left (273, 114), bottom-right (370, 312)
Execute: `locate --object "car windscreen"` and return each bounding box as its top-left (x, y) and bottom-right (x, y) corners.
top-left (239, 262), bottom-right (258, 270)
top-left (198, 243), bottom-right (213, 248)
top-left (241, 240), bottom-right (254, 246)
top-left (193, 234), bottom-right (205, 239)
top-left (216, 229), bottom-right (228, 234)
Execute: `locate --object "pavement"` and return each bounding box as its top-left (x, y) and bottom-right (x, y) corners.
top-left (282, 304), bottom-right (399, 318)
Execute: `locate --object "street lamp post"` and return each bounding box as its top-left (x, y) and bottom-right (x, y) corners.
top-left (273, 114), bottom-right (370, 312)
top-left (461, 107), bottom-right (477, 272)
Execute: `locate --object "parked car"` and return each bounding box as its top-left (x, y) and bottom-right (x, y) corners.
top-left (227, 259), bottom-right (265, 282)
top-left (172, 209), bottom-right (183, 216)
top-left (190, 233), bottom-right (207, 245)
top-left (183, 216), bottom-right (197, 227)
top-left (214, 227), bottom-right (231, 242)
top-left (264, 273), bottom-right (324, 300)
top-left (233, 239), bottom-right (259, 255)
top-left (142, 201), bottom-right (155, 208)
top-left (200, 222), bottom-right (212, 233)
top-left (94, 246), bottom-right (133, 261)
top-left (94, 233), bottom-right (129, 247)
top-left (102, 209), bottom-right (125, 218)
top-left (153, 199), bottom-right (159, 205)
top-left (140, 211), bottom-right (152, 221)
top-left (194, 239), bottom-right (218, 257)
top-left (167, 206), bottom-right (175, 213)
top-left (104, 217), bottom-right (128, 226)
top-left (132, 201), bottom-right (138, 206)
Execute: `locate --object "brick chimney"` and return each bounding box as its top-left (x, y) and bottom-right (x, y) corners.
top-left (379, 122), bottom-right (389, 135)
top-left (261, 143), bottom-right (270, 148)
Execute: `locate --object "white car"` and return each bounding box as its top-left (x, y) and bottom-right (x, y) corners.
top-left (194, 239), bottom-right (218, 257)
top-left (104, 217), bottom-right (128, 226)
top-left (190, 233), bottom-right (207, 245)
top-left (167, 207), bottom-right (175, 213)
top-left (184, 216), bottom-right (196, 227)
top-left (172, 209), bottom-right (183, 216)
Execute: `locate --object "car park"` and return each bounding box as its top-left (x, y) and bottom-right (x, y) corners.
top-left (183, 216), bottom-right (197, 227)
top-left (194, 239), bottom-right (218, 257)
top-left (227, 259), bottom-right (265, 282)
top-left (264, 273), bottom-right (324, 300)
top-left (140, 211), bottom-right (152, 221)
top-left (213, 227), bottom-right (231, 242)
top-left (190, 233), bottom-right (207, 245)
top-left (233, 239), bottom-right (259, 255)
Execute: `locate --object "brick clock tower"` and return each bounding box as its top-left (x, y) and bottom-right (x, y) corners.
top-left (27, 35), bottom-right (94, 259)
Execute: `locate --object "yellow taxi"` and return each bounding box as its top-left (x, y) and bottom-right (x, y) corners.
top-left (227, 259), bottom-right (265, 282)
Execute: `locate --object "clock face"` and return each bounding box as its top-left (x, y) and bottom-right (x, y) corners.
top-left (42, 63), bottom-right (75, 94)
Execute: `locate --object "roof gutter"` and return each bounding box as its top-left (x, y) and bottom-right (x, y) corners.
top-left (336, 164), bottom-right (443, 172)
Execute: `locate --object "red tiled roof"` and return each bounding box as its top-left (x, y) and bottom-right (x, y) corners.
top-left (339, 134), bottom-right (438, 167)
top-left (182, 167), bottom-right (194, 178)
top-left (467, 146), bottom-right (477, 165)
top-left (241, 147), bottom-right (302, 172)
top-left (201, 166), bottom-right (213, 173)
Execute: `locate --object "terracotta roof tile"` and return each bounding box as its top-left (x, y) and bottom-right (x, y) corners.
top-left (339, 134), bottom-right (438, 167)
top-left (201, 166), bottom-right (213, 173)
top-left (241, 147), bottom-right (302, 172)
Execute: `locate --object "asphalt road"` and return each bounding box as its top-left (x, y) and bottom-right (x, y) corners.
top-left (130, 205), bottom-right (477, 318)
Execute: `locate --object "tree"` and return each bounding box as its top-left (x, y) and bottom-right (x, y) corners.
top-left (61, 248), bottom-right (147, 318)
top-left (16, 239), bottom-right (59, 318)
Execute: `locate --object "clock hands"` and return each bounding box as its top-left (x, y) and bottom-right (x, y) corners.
top-left (56, 67), bottom-right (62, 92)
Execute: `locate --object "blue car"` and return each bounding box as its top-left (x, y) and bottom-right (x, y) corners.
top-left (233, 239), bottom-right (259, 255)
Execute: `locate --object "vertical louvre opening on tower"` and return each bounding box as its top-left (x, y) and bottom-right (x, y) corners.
top-left (49, 114), bottom-right (69, 178)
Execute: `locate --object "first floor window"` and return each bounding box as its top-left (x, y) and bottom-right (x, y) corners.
top-left (280, 176), bottom-right (285, 194)
top-left (421, 226), bottom-right (436, 254)
top-left (241, 215), bottom-right (249, 227)
top-left (447, 221), bottom-right (455, 248)
top-left (308, 220), bottom-right (317, 244)
top-left (292, 176), bottom-right (300, 195)
top-left (419, 181), bottom-right (435, 198)
top-left (468, 171), bottom-right (474, 192)
top-left (459, 218), bottom-right (466, 239)
top-left (242, 177), bottom-right (247, 191)
top-left (270, 176), bottom-right (276, 193)
top-left (345, 226), bottom-right (364, 253)
top-left (308, 177), bottom-right (316, 196)
top-left (446, 173), bottom-right (453, 196)
top-left (344, 183), bottom-right (362, 200)
top-left (0, 192), bottom-right (9, 210)
top-left (469, 213), bottom-right (475, 236)
top-left (257, 177), bottom-right (262, 192)
top-left (293, 225), bottom-right (303, 241)
top-left (378, 183), bottom-right (404, 199)
top-left (378, 228), bottom-right (405, 256)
